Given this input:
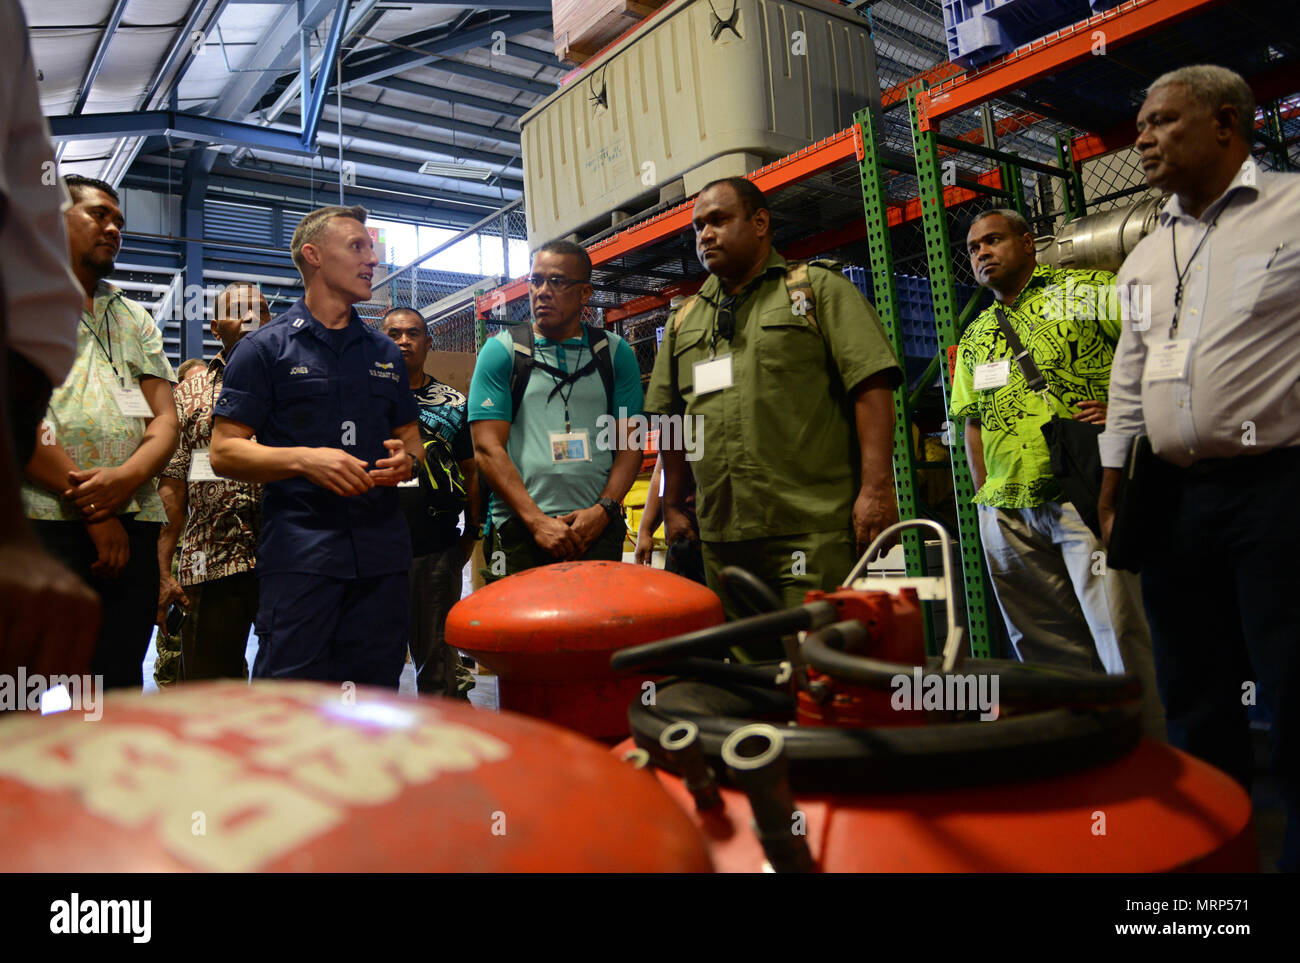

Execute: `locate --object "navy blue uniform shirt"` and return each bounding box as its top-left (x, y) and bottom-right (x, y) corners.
top-left (215, 299), bottom-right (419, 578)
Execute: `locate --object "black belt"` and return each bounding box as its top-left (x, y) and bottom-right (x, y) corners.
top-left (1170, 445), bottom-right (1300, 478)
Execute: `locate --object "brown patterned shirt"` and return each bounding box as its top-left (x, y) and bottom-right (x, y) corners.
top-left (162, 353), bottom-right (261, 586)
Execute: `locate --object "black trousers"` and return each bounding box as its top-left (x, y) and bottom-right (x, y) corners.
top-left (180, 571), bottom-right (257, 681)
top-left (1139, 447), bottom-right (1300, 872)
top-left (30, 516), bottom-right (161, 691)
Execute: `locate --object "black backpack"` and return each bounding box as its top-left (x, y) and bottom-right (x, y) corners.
top-left (507, 323), bottom-right (615, 421)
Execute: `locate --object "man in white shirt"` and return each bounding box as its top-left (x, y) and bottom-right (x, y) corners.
top-left (1099, 65), bottom-right (1300, 872)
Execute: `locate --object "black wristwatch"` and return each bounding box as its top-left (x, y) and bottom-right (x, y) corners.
top-left (407, 452), bottom-right (420, 480)
top-left (596, 497), bottom-right (620, 523)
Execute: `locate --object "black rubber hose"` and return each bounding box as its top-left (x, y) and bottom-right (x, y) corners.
top-left (610, 601), bottom-right (836, 673)
top-left (658, 658), bottom-right (785, 688)
top-left (802, 620), bottom-right (1141, 705)
top-left (717, 566), bottom-right (783, 616)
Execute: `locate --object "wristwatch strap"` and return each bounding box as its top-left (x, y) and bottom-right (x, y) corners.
top-left (596, 496), bottom-right (620, 522)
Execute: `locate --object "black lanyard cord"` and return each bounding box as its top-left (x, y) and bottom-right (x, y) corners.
top-left (542, 339), bottom-right (586, 431)
top-left (1169, 210), bottom-right (1224, 339)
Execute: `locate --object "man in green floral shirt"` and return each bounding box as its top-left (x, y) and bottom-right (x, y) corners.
top-left (951, 209), bottom-right (1163, 738)
top-left (22, 176), bottom-right (177, 690)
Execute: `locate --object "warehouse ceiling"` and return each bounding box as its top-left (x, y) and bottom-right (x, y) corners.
top-left (25, 0), bottom-right (564, 224)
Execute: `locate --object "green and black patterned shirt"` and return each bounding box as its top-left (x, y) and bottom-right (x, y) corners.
top-left (950, 264), bottom-right (1121, 509)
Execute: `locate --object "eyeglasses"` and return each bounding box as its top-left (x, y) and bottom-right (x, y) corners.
top-left (528, 274), bottom-right (586, 292)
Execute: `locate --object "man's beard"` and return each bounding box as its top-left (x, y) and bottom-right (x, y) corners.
top-left (81, 249), bottom-right (115, 280)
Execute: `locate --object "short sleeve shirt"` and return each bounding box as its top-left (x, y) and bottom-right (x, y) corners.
top-left (400, 376), bottom-right (474, 554)
top-left (214, 300), bottom-right (419, 578)
top-left (22, 283), bottom-right (176, 522)
top-left (949, 265), bottom-right (1121, 509)
top-left (468, 325), bottom-right (643, 530)
top-left (162, 353), bottom-right (261, 586)
top-left (643, 250), bottom-right (901, 542)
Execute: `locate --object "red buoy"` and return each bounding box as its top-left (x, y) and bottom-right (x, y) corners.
top-left (0, 681), bottom-right (712, 872)
top-left (446, 561), bottom-right (724, 739)
top-left (613, 736), bottom-right (1255, 872)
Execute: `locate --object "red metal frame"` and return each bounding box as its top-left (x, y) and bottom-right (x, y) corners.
top-left (917, 0), bottom-right (1230, 130)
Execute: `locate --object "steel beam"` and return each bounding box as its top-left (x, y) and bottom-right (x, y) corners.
top-left (369, 77), bottom-right (531, 119)
top-left (340, 12), bottom-right (552, 89)
top-left (300, 0), bottom-right (352, 147)
top-left (71, 0), bottom-right (131, 115)
top-left (420, 59), bottom-right (556, 97)
top-left (50, 111), bottom-right (318, 156)
top-left (334, 94), bottom-right (520, 147)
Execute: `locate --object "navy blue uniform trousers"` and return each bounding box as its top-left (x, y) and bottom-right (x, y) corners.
top-left (253, 571), bottom-right (408, 688)
top-left (1139, 446), bottom-right (1300, 872)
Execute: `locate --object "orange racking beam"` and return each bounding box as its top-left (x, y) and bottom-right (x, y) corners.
top-left (917, 0), bottom-right (1230, 130)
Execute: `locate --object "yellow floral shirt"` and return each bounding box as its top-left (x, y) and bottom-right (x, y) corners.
top-left (22, 282), bottom-right (176, 522)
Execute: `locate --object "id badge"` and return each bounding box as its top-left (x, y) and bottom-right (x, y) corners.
top-left (973, 360), bottom-right (1011, 390)
top-left (1143, 339), bottom-right (1192, 382)
top-left (550, 430), bottom-right (591, 463)
top-left (693, 354), bottom-right (734, 396)
top-left (188, 448), bottom-right (220, 483)
top-left (111, 383), bottom-right (153, 417)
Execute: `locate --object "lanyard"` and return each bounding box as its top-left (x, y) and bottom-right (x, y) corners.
top-left (81, 302), bottom-right (120, 383)
top-left (544, 339), bottom-right (586, 432)
top-left (1169, 210), bottom-right (1223, 339)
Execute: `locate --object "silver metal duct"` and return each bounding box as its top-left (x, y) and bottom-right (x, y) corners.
top-left (1036, 195), bottom-right (1169, 272)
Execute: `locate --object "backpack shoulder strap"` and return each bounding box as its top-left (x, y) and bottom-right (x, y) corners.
top-left (670, 293), bottom-right (702, 333)
top-left (784, 260), bottom-right (821, 332)
top-left (508, 324), bottom-right (534, 423)
top-left (587, 326), bottom-right (616, 415)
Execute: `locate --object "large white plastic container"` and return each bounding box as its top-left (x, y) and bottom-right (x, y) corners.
top-left (519, 0), bottom-right (881, 248)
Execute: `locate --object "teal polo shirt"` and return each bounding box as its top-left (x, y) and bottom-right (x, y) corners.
top-left (468, 324), bottom-right (643, 529)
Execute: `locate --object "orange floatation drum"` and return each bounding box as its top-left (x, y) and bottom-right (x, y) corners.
top-left (0, 681), bottom-right (712, 872)
top-left (447, 560), bottom-right (724, 739)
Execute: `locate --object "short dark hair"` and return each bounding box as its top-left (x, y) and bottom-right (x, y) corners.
top-left (291, 205), bottom-right (368, 275)
top-left (64, 174), bottom-right (120, 205)
top-left (699, 176), bottom-right (769, 217)
top-left (381, 306), bottom-right (429, 337)
top-left (970, 208), bottom-right (1032, 238)
top-left (535, 239), bottom-right (592, 281)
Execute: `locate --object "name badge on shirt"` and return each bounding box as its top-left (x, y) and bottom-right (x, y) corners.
top-left (550, 430), bottom-right (591, 463)
top-left (693, 354), bottom-right (734, 395)
top-left (1143, 340), bottom-right (1192, 382)
top-left (111, 383), bottom-right (153, 418)
top-left (188, 448), bottom-right (221, 483)
top-left (973, 360), bottom-right (1011, 390)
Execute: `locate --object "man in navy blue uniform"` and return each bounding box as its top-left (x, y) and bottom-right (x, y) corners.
top-left (210, 206), bottom-right (421, 687)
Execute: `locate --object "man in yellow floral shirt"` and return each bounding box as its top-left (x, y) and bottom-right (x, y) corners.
top-left (157, 282), bottom-right (270, 681)
top-left (21, 175), bottom-right (177, 690)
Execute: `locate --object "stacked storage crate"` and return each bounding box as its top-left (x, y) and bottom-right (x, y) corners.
top-left (942, 0), bottom-right (1125, 68)
top-left (842, 266), bottom-right (980, 366)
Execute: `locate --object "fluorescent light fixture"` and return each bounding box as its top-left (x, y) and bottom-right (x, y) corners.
top-left (419, 160), bottom-right (493, 181)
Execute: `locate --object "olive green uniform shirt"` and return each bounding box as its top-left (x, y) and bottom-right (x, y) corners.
top-left (949, 264), bottom-right (1121, 509)
top-left (644, 250), bottom-right (901, 542)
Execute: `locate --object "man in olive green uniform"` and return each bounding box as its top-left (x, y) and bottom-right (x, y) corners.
top-left (644, 177), bottom-right (901, 629)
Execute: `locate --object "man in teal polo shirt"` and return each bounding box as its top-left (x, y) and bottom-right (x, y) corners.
top-left (952, 208), bottom-right (1163, 738)
top-left (468, 240), bottom-right (644, 577)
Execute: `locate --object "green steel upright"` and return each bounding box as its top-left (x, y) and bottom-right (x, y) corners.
top-left (907, 85), bottom-right (995, 659)
top-left (854, 103), bottom-right (935, 653)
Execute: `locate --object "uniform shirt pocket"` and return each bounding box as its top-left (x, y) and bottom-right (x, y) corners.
top-left (1230, 254), bottom-right (1272, 315)
top-left (671, 323), bottom-right (710, 396)
top-left (757, 308), bottom-right (824, 373)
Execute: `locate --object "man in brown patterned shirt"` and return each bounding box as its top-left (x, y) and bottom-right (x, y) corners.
top-left (156, 282), bottom-right (270, 679)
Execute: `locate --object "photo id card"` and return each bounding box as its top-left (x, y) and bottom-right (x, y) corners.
top-left (693, 354), bottom-right (734, 396)
top-left (188, 448), bottom-right (220, 483)
top-left (973, 359), bottom-right (1011, 390)
top-left (550, 430), bottom-right (591, 463)
top-left (1143, 339), bottom-right (1192, 382)
top-left (111, 383), bottom-right (153, 417)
